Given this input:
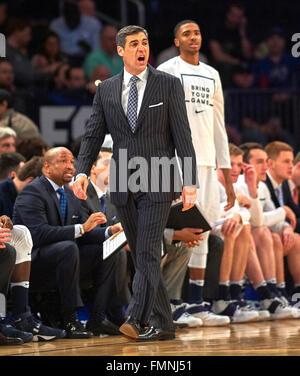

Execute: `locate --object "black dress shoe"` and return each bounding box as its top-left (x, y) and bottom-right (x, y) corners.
top-left (119, 317), bottom-right (141, 339)
top-left (0, 332), bottom-right (23, 345)
top-left (136, 326), bottom-right (175, 342)
top-left (63, 314), bottom-right (93, 339)
top-left (86, 318), bottom-right (120, 336)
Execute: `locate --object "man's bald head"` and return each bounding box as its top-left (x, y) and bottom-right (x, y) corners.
top-left (44, 147), bottom-right (71, 163)
top-left (43, 147), bottom-right (75, 186)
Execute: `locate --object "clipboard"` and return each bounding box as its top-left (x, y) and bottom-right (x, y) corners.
top-left (103, 231), bottom-right (127, 260)
top-left (166, 201), bottom-right (211, 233)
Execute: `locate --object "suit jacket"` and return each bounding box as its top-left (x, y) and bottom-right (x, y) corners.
top-left (76, 64), bottom-right (197, 206)
top-left (264, 175), bottom-right (280, 208)
top-left (12, 175), bottom-right (106, 259)
top-left (282, 180), bottom-right (300, 233)
top-left (80, 181), bottom-right (117, 226)
top-left (0, 178), bottom-right (18, 218)
top-left (264, 175), bottom-right (300, 232)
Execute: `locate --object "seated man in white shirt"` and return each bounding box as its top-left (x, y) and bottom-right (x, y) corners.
top-left (233, 143), bottom-right (296, 319)
top-left (211, 144), bottom-right (259, 322)
top-left (282, 151), bottom-right (300, 233)
top-left (263, 141), bottom-right (300, 303)
top-left (241, 143), bottom-right (299, 312)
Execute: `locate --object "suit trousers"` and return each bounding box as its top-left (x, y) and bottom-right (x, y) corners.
top-left (30, 238), bottom-right (116, 318)
top-left (116, 191), bottom-right (173, 330)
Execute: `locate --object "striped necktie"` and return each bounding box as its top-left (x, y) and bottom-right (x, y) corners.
top-left (57, 188), bottom-right (67, 224)
top-left (99, 194), bottom-right (106, 214)
top-left (127, 75), bottom-right (139, 133)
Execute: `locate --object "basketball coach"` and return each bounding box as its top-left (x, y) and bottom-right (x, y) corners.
top-left (73, 25), bottom-right (198, 342)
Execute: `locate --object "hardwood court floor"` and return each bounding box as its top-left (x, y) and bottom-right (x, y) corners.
top-left (1, 319), bottom-right (300, 356)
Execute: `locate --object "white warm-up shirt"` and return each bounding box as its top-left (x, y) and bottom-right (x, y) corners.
top-left (258, 181), bottom-right (289, 234)
top-left (235, 175), bottom-right (289, 233)
top-left (157, 56), bottom-right (231, 169)
top-left (234, 175), bottom-right (263, 227)
top-left (218, 182), bottom-right (250, 225)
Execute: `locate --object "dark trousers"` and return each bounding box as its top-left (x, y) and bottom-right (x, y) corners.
top-left (30, 238), bottom-right (116, 318)
top-left (0, 243), bottom-right (16, 295)
top-left (116, 192), bottom-right (173, 330)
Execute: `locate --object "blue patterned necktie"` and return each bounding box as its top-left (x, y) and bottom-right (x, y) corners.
top-left (57, 188), bottom-right (67, 224)
top-left (127, 75), bottom-right (139, 133)
top-left (99, 194), bottom-right (106, 214)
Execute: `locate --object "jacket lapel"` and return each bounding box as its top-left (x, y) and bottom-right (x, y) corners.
top-left (136, 66), bottom-right (158, 130)
top-left (40, 176), bottom-right (64, 225)
top-left (265, 175), bottom-right (280, 208)
top-left (111, 71), bottom-right (128, 126)
top-left (64, 187), bottom-right (74, 225)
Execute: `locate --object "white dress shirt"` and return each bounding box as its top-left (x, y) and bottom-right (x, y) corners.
top-left (121, 67), bottom-right (149, 118)
top-left (267, 172), bottom-right (284, 206)
top-left (90, 179), bottom-right (106, 199)
top-left (90, 179), bottom-right (112, 239)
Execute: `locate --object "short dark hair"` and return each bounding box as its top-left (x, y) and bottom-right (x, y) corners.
top-left (92, 147), bottom-right (113, 166)
top-left (116, 25), bottom-right (148, 48)
top-left (17, 156), bottom-right (44, 181)
top-left (6, 18), bottom-right (30, 37)
top-left (0, 88), bottom-right (13, 108)
top-left (173, 20), bottom-right (199, 38)
top-left (239, 142), bottom-right (264, 163)
top-left (0, 151), bottom-right (25, 180)
top-left (227, 1), bottom-right (245, 12)
top-left (16, 138), bottom-right (48, 161)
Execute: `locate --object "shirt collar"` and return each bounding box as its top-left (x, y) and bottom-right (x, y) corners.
top-left (267, 171), bottom-right (281, 190)
top-left (46, 177), bottom-right (64, 192)
top-left (123, 67), bottom-right (149, 86)
top-left (90, 179), bottom-right (106, 198)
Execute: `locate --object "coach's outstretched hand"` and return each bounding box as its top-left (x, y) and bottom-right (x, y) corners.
top-left (73, 175), bottom-right (89, 200)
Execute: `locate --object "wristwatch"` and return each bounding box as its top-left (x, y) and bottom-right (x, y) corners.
top-left (80, 224), bottom-right (85, 235)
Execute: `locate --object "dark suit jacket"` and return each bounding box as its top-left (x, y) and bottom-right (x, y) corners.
top-left (0, 178), bottom-right (18, 218)
top-left (77, 64), bottom-right (197, 206)
top-left (264, 175), bottom-right (300, 232)
top-left (282, 180), bottom-right (300, 233)
top-left (80, 181), bottom-right (117, 226)
top-left (264, 175), bottom-right (280, 208)
top-left (12, 175), bottom-right (106, 259)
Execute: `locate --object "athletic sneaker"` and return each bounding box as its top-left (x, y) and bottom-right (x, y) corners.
top-left (186, 301), bottom-right (230, 326)
top-left (171, 302), bottom-right (203, 328)
top-left (13, 311), bottom-right (66, 342)
top-left (278, 295), bottom-right (300, 318)
top-left (244, 300), bottom-right (271, 321)
top-left (0, 320), bottom-right (33, 343)
top-left (260, 297), bottom-right (296, 320)
top-left (212, 300), bottom-right (259, 323)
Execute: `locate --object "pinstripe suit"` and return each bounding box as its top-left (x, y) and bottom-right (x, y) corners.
top-left (76, 64), bottom-right (197, 329)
